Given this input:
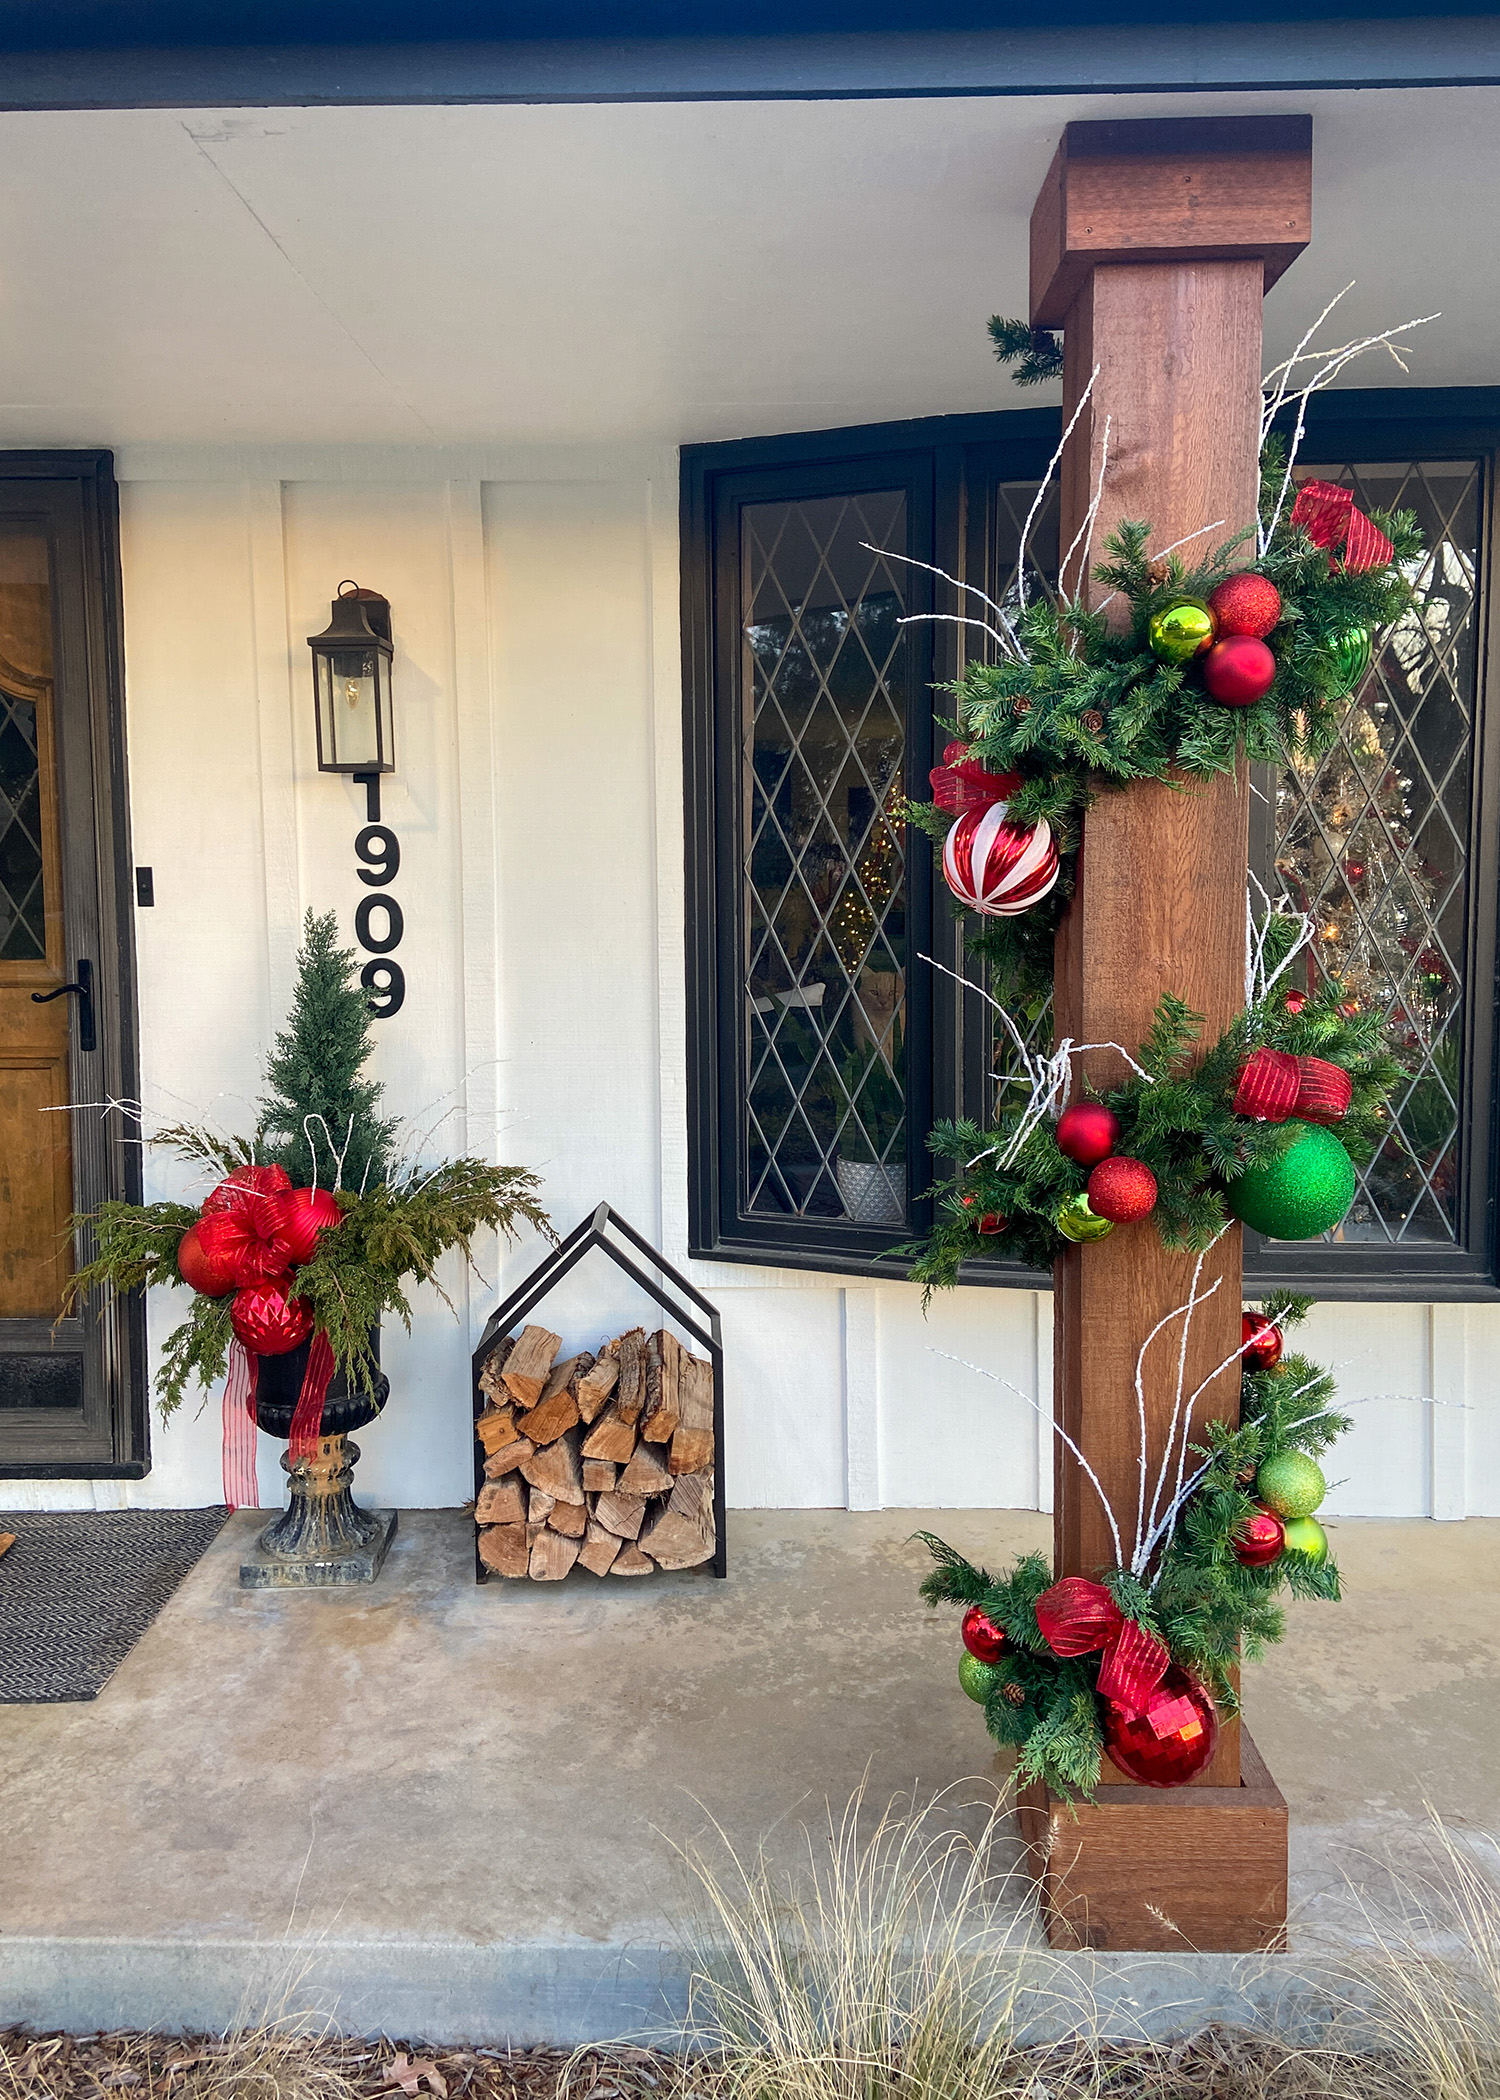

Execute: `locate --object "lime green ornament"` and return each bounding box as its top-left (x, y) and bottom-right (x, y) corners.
top-left (1281, 1514), bottom-right (1329, 1564)
top-left (1148, 597), bottom-right (1216, 664)
top-left (1328, 623), bottom-right (1372, 697)
top-left (1055, 1193), bottom-right (1115, 1243)
top-left (959, 1652), bottom-right (1003, 1704)
top-left (1226, 1119), bottom-right (1355, 1239)
top-left (1255, 1449), bottom-right (1327, 1520)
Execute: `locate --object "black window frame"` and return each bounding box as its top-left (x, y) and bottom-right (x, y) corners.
top-left (682, 389), bottom-right (1500, 1300)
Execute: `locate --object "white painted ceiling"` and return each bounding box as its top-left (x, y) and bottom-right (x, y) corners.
top-left (0, 85), bottom-right (1494, 451)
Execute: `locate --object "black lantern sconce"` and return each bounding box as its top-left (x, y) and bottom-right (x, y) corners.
top-left (309, 581), bottom-right (394, 816)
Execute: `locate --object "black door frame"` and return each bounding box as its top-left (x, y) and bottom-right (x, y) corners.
top-left (0, 451), bottom-right (146, 1478)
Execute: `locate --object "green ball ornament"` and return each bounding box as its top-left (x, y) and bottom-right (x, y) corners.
top-left (1256, 1449), bottom-right (1328, 1520)
top-left (1328, 623), bottom-right (1372, 697)
top-left (1055, 1193), bottom-right (1115, 1243)
top-left (1148, 597), bottom-right (1216, 664)
top-left (959, 1652), bottom-right (1003, 1704)
top-left (1281, 1514), bottom-right (1329, 1564)
top-left (1225, 1120), bottom-right (1355, 1239)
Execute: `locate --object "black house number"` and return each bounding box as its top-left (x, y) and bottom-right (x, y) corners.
top-left (354, 804), bottom-right (405, 1018)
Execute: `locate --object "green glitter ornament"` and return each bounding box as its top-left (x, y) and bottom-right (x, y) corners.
top-left (1055, 1192), bottom-right (1115, 1243)
top-left (1148, 598), bottom-right (1216, 664)
top-left (1328, 623), bottom-right (1372, 697)
top-left (1281, 1514), bottom-right (1329, 1564)
top-left (1256, 1449), bottom-right (1327, 1520)
top-left (1225, 1119), bottom-right (1355, 1239)
top-left (959, 1652), bottom-right (1003, 1704)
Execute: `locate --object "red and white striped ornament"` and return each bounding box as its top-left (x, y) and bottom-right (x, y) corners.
top-left (942, 803), bottom-right (1059, 918)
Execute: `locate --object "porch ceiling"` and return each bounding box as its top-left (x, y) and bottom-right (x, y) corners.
top-left (0, 86), bottom-right (1495, 452)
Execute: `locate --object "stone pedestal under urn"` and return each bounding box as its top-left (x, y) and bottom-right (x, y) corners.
top-left (239, 1335), bottom-right (396, 1589)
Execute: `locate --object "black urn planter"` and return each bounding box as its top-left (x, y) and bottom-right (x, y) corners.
top-left (239, 1330), bottom-right (397, 1590)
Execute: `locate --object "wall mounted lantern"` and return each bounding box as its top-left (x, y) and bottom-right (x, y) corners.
top-left (308, 581), bottom-right (394, 789)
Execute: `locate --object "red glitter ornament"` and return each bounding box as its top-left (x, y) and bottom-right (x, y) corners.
top-left (961, 1604), bottom-right (1007, 1664)
top-left (942, 805), bottom-right (1059, 917)
top-left (1103, 1666), bottom-right (1219, 1787)
top-left (1202, 634), bottom-right (1277, 708)
top-left (1055, 1102), bottom-right (1120, 1167)
top-left (1207, 573), bottom-right (1282, 639)
top-left (1232, 1506), bottom-right (1287, 1568)
top-left (1087, 1155), bottom-right (1158, 1223)
top-left (1294, 1055), bottom-right (1353, 1126)
top-left (176, 1221), bottom-right (238, 1297)
top-left (1232, 1047), bottom-right (1301, 1122)
top-left (202, 1163), bottom-right (292, 1217)
top-left (1241, 1310), bottom-right (1284, 1371)
top-left (230, 1276), bottom-right (314, 1356)
top-left (263, 1185), bottom-right (344, 1267)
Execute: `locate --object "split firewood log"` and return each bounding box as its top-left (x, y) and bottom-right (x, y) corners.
top-left (669, 1356), bottom-right (714, 1476)
top-left (641, 1331), bottom-right (683, 1443)
top-left (574, 1355), bottom-right (618, 1424)
top-left (482, 1435), bottom-right (535, 1479)
top-left (520, 1426), bottom-right (584, 1505)
top-left (580, 1403), bottom-right (637, 1465)
top-left (529, 1529), bottom-right (581, 1580)
top-left (639, 1472), bottom-right (715, 1570)
top-left (526, 1486), bottom-right (556, 1534)
top-left (617, 1440), bottom-right (673, 1500)
top-left (592, 1490), bottom-right (647, 1540)
top-left (517, 1354), bottom-right (584, 1445)
top-left (613, 1329), bottom-right (648, 1425)
top-left (548, 1496), bottom-right (587, 1540)
top-left (475, 1405), bottom-right (519, 1455)
top-left (478, 1523), bottom-right (529, 1578)
top-left (474, 1477), bottom-right (526, 1526)
top-left (477, 1333), bottom-right (515, 1406)
top-left (609, 1543), bottom-right (654, 1576)
top-left (577, 1520), bottom-right (623, 1576)
top-left (500, 1324), bottom-right (563, 1409)
top-left (581, 1458), bottom-right (617, 1495)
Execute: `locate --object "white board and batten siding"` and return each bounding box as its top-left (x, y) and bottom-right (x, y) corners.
top-left (8, 443), bottom-right (1496, 1519)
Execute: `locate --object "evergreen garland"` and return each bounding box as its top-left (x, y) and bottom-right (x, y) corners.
top-left (257, 909), bottom-right (399, 1191)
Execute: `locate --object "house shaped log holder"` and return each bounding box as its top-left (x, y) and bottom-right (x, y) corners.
top-left (471, 1202), bottom-right (726, 1582)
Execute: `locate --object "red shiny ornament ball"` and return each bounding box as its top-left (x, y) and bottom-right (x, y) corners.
top-left (977, 1213), bottom-right (1006, 1235)
top-left (961, 1604), bottom-right (1008, 1664)
top-left (231, 1276), bottom-right (314, 1356)
top-left (1207, 573), bottom-right (1282, 639)
top-left (1283, 989), bottom-right (1307, 1015)
top-left (264, 1185), bottom-right (343, 1267)
top-left (1087, 1155), bottom-right (1157, 1224)
top-left (1055, 1102), bottom-right (1120, 1167)
top-left (202, 1163), bottom-right (292, 1217)
top-left (1103, 1666), bottom-right (1220, 1787)
top-left (1241, 1310), bottom-right (1284, 1371)
top-left (1203, 634), bottom-right (1277, 708)
top-left (197, 1195), bottom-right (288, 1287)
top-left (1232, 1506), bottom-right (1287, 1568)
top-left (176, 1221), bottom-right (238, 1297)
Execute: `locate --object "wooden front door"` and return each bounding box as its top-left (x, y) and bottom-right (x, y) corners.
top-left (0, 456), bottom-right (143, 1477)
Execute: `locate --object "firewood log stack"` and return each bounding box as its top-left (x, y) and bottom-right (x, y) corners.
top-left (474, 1323), bottom-right (716, 1580)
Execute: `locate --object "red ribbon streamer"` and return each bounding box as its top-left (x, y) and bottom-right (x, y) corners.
top-left (1034, 1576), bottom-right (1171, 1715)
top-left (1290, 479), bottom-right (1394, 573)
top-left (220, 1339), bottom-right (260, 1510)
top-left (1234, 1050), bottom-right (1352, 1126)
top-left (929, 740), bottom-right (1021, 816)
top-left (288, 1329), bottom-right (337, 1464)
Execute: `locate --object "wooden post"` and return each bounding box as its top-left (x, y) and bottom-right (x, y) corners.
top-left (1018, 116), bottom-right (1312, 1950)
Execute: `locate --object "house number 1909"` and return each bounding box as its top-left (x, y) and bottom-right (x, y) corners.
top-left (355, 821), bottom-right (405, 1017)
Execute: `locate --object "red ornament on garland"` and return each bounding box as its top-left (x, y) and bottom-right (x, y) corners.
top-left (230, 1275), bottom-right (314, 1356)
top-left (1103, 1666), bottom-right (1220, 1787)
top-left (1293, 1055), bottom-right (1353, 1126)
top-left (176, 1221), bottom-right (238, 1297)
top-left (1207, 573), bottom-right (1282, 639)
top-left (264, 1185), bottom-right (343, 1267)
top-left (202, 1163), bottom-right (292, 1217)
top-left (1055, 1101), bottom-right (1120, 1167)
top-left (1087, 1155), bottom-right (1158, 1224)
top-left (1283, 988), bottom-right (1307, 1015)
top-left (1241, 1309), bottom-right (1284, 1371)
top-left (1232, 1047), bottom-right (1300, 1122)
top-left (1034, 1575), bottom-right (1125, 1657)
top-left (1232, 1506), bottom-right (1287, 1568)
top-left (1202, 634), bottom-right (1277, 708)
top-left (977, 1213), bottom-right (1006, 1235)
top-left (961, 1604), bottom-right (1007, 1664)
top-left (942, 805), bottom-right (1059, 918)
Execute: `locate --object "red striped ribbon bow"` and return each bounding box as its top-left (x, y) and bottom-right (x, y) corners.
top-left (1290, 480), bottom-right (1394, 573)
top-left (1034, 1574), bottom-right (1171, 1715)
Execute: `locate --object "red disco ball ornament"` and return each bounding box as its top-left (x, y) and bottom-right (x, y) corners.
top-left (1241, 1310), bottom-right (1284, 1371)
top-left (1103, 1667), bottom-right (1220, 1786)
top-left (1207, 573), bottom-right (1282, 639)
top-left (942, 804), bottom-right (1059, 918)
top-left (1202, 635), bottom-right (1277, 708)
top-left (1232, 1506), bottom-right (1287, 1568)
top-left (176, 1222), bottom-right (239, 1297)
top-left (264, 1185), bottom-right (344, 1267)
top-left (961, 1604), bottom-right (1007, 1664)
top-left (231, 1276), bottom-right (314, 1356)
top-left (1055, 1102), bottom-right (1120, 1167)
top-left (202, 1163), bottom-right (292, 1217)
top-left (1087, 1155), bottom-right (1158, 1223)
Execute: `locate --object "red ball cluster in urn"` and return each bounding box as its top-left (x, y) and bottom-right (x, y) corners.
top-left (1200, 574), bottom-right (1282, 710)
top-left (961, 1604), bottom-right (1007, 1663)
top-left (175, 1163), bottom-right (343, 1356)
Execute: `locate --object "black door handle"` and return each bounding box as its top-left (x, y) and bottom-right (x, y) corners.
top-left (32, 958), bottom-right (96, 1052)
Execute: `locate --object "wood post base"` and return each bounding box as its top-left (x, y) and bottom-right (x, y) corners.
top-left (1017, 1731), bottom-right (1288, 1952)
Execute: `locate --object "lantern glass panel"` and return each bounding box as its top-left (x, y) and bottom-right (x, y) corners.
top-left (316, 646), bottom-right (385, 770)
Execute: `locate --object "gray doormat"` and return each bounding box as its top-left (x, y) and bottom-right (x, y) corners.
top-left (0, 1507), bottom-right (230, 1703)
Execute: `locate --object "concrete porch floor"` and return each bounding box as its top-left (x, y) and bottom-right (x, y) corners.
top-left (0, 1508), bottom-right (1495, 2044)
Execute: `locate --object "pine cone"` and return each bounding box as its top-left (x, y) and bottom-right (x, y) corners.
top-left (1081, 710), bottom-right (1104, 736)
top-left (1011, 697), bottom-right (1032, 719)
top-left (1147, 556), bottom-right (1172, 587)
top-left (1001, 1682), bottom-right (1026, 1708)
top-left (1236, 1465), bottom-right (1257, 1487)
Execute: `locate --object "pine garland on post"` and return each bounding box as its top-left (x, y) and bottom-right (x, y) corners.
top-left (257, 909), bottom-right (398, 1192)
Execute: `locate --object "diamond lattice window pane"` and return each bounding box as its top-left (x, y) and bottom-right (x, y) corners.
top-left (742, 492), bottom-right (909, 1226)
top-left (0, 692), bottom-right (46, 962)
